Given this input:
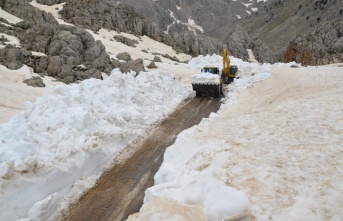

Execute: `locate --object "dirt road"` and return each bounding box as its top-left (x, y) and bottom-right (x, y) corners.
top-left (62, 96), bottom-right (222, 221)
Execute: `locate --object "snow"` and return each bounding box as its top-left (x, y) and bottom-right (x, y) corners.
top-left (166, 10), bottom-right (203, 35)
top-left (187, 18), bottom-right (204, 33)
top-left (236, 14), bottom-right (242, 19)
top-left (0, 7), bottom-right (23, 24)
top-left (242, 3), bottom-right (253, 7)
top-left (191, 72), bottom-right (220, 85)
top-left (29, 0), bottom-right (70, 25)
top-left (0, 33), bottom-right (20, 49)
top-left (1, 2), bottom-right (342, 221)
top-left (129, 61), bottom-right (343, 220)
top-left (176, 5), bottom-right (181, 10)
top-left (247, 49), bottom-right (259, 64)
top-left (0, 69), bottom-right (190, 220)
top-left (0, 65), bottom-right (62, 123)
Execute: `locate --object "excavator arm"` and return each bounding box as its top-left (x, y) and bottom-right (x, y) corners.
top-left (223, 48), bottom-right (231, 76)
top-left (222, 48), bottom-right (238, 83)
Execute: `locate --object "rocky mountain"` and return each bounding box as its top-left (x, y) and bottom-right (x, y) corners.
top-left (110, 0), bottom-right (267, 38)
top-left (59, 0), bottom-right (226, 57)
top-left (239, 0), bottom-right (343, 62)
top-left (57, 0), bottom-right (276, 62)
top-left (113, 0), bottom-right (343, 64)
top-left (1, 0), bottom-right (342, 77)
top-left (284, 20), bottom-right (343, 65)
top-left (0, 0), bottom-right (148, 84)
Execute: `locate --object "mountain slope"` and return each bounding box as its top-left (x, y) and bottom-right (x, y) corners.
top-left (110, 0), bottom-right (267, 38)
top-left (239, 0), bottom-right (343, 59)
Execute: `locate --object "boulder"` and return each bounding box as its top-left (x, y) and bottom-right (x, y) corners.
top-left (23, 77), bottom-right (45, 87)
top-left (76, 68), bottom-right (102, 80)
top-left (113, 35), bottom-right (139, 47)
top-left (36, 56), bottom-right (49, 73)
top-left (84, 40), bottom-right (109, 70)
top-left (116, 52), bottom-right (131, 61)
top-left (0, 45), bottom-right (30, 70)
top-left (6, 62), bottom-right (22, 70)
top-left (120, 58), bottom-right (146, 73)
top-left (120, 62), bottom-right (130, 73)
top-left (61, 76), bottom-right (75, 84)
top-left (46, 56), bottom-right (73, 79)
top-left (147, 61), bottom-right (157, 69)
top-left (127, 58), bottom-right (146, 73)
top-left (153, 55), bottom-right (162, 62)
top-left (163, 54), bottom-right (179, 62)
top-left (110, 59), bottom-right (121, 68)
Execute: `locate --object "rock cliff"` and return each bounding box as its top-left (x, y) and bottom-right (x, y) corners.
top-left (284, 20), bottom-right (343, 65)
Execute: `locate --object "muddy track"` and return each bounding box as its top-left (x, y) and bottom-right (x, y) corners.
top-left (62, 96), bottom-right (222, 221)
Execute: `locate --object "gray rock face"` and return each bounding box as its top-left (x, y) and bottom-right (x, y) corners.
top-left (59, 1), bottom-right (224, 57)
top-left (0, 0), bottom-right (58, 24)
top-left (171, 31), bottom-right (223, 56)
top-left (23, 76), bottom-right (45, 87)
top-left (116, 52), bottom-right (131, 62)
top-left (49, 29), bottom-right (84, 65)
top-left (14, 20), bottom-right (111, 81)
top-left (109, 0), bottom-right (264, 38)
top-left (252, 39), bottom-right (277, 64)
top-left (284, 20), bottom-right (343, 65)
top-left (240, 0), bottom-right (343, 61)
top-left (223, 25), bottom-right (276, 63)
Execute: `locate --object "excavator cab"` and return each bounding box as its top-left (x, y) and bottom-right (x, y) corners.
top-left (230, 65), bottom-right (238, 77)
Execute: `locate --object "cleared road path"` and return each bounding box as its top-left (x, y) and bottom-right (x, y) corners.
top-left (62, 96), bottom-right (222, 221)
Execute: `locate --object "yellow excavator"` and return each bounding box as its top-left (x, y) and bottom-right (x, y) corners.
top-left (192, 48), bottom-right (238, 97)
top-left (221, 48), bottom-right (238, 84)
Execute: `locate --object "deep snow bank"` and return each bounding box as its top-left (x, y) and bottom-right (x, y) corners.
top-left (0, 69), bottom-right (190, 221)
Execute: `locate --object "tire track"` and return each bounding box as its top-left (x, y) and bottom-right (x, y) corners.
top-left (62, 96), bottom-right (222, 221)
